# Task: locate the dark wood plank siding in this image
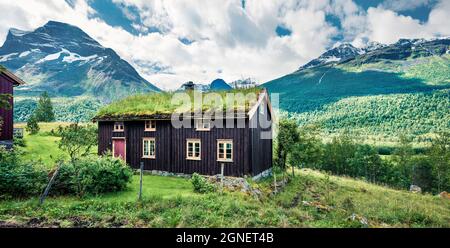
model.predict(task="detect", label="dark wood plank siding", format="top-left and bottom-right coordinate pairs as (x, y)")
top-left (249, 103), bottom-right (273, 175)
top-left (98, 119), bottom-right (252, 177)
top-left (0, 74), bottom-right (14, 141)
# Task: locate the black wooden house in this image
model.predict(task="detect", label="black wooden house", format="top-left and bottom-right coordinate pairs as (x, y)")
top-left (93, 88), bottom-right (273, 177)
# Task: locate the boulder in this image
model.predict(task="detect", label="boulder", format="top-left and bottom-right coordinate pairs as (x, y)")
top-left (439, 191), bottom-right (450, 200)
top-left (409, 185), bottom-right (422, 193)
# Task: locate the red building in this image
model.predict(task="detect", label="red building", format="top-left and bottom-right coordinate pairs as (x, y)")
top-left (0, 65), bottom-right (25, 147)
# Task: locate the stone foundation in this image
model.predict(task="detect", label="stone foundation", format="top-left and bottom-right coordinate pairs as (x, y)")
top-left (252, 168), bottom-right (273, 181)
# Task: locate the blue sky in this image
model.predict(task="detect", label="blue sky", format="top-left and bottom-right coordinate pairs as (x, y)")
top-left (0, 0), bottom-right (448, 89)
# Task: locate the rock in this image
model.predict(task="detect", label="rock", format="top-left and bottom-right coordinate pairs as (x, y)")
top-left (409, 185), bottom-right (422, 193)
top-left (302, 201), bottom-right (332, 212)
top-left (348, 213), bottom-right (369, 227)
top-left (439, 191), bottom-right (450, 200)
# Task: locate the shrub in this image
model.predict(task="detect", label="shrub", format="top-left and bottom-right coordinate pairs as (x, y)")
top-left (0, 148), bottom-right (47, 197)
top-left (52, 155), bottom-right (133, 196)
top-left (56, 123), bottom-right (97, 163)
top-left (191, 173), bottom-right (215, 193)
top-left (26, 114), bottom-right (40, 135)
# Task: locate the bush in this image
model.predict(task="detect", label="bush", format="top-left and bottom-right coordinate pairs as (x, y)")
top-left (52, 155), bottom-right (133, 196)
top-left (0, 148), bottom-right (47, 197)
top-left (191, 173), bottom-right (215, 193)
top-left (26, 114), bottom-right (40, 135)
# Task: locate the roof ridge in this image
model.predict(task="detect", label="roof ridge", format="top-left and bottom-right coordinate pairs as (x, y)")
top-left (0, 66), bottom-right (26, 85)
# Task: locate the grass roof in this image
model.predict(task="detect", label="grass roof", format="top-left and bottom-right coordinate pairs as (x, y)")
top-left (94, 87), bottom-right (263, 120)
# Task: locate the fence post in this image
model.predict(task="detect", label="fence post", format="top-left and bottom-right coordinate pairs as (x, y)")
top-left (273, 167), bottom-right (277, 193)
top-left (39, 163), bottom-right (61, 206)
top-left (220, 163), bottom-right (225, 193)
top-left (139, 162), bottom-right (144, 201)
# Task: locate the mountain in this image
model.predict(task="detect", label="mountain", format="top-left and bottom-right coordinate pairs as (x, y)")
top-left (264, 38), bottom-right (450, 137)
top-left (300, 43), bottom-right (364, 70)
top-left (209, 78), bottom-right (232, 90)
top-left (0, 21), bottom-right (160, 101)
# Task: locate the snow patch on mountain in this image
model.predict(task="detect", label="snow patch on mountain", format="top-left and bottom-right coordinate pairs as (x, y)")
top-left (36, 51), bottom-right (63, 63)
top-left (300, 43), bottom-right (364, 70)
top-left (9, 28), bottom-right (30, 37)
top-left (0, 53), bottom-right (18, 62)
top-left (61, 49), bottom-right (98, 63)
top-left (19, 51), bottom-right (31, 57)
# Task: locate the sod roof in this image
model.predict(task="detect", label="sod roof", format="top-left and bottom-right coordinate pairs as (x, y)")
top-left (93, 87), bottom-right (264, 121)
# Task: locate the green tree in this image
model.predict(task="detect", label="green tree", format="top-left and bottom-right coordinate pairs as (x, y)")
top-left (34, 91), bottom-right (55, 122)
top-left (322, 131), bottom-right (357, 175)
top-left (428, 132), bottom-right (450, 193)
top-left (57, 123), bottom-right (97, 163)
top-left (276, 118), bottom-right (300, 178)
top-left (411, 156), bottom-right (434, 193)
top-left (57, 123), bottom-right (98, 197)
top-left (289, 125), bottom-right (323, 171)
top-left (348, 145), bottom-right (383, 182)
top-left (25, 114), bottom-right (40, 135)
top-left (393, 134), bottom-right (414, 188)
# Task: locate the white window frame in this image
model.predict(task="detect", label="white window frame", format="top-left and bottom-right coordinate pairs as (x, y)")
top-left (217, 139), bottom-right (233, 163)
top-left (113, 122), bottom-right (124, 132)
top-left (143, 137), bottom-right (156, 159)
top-left (145, 120), bottom-right (156, 132)
top-left (186, 139), bottom-right (201, 160)
top-left (195, 120), bottom-right (211, 131)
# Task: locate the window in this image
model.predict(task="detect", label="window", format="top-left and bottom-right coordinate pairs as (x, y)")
top-left (217, 139), bottom-right (233, 162)
top-left (143, 138), bottom-right (156, 159)
top-left (145, 120), bottom-right (156, 131)
top-left (114, 122), bottom-right (124, 132)
top-left (195, 120), bottom-right (211, 131)
top-left (186, 139), bottom-right (201, 160)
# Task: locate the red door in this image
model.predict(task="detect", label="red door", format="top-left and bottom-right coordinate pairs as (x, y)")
top-left (113, 139), bottom-right (126, 161)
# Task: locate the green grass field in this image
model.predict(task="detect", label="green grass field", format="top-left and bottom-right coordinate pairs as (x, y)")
top-left (14, 122), bottom-right (95, 166)
top-left (2, 123), bottom-right (449, 227)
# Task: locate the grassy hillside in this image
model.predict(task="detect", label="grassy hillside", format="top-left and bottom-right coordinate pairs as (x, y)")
top-left (1, 169), bottom-right (448, 227)
top-left (264, 55), bottom-right (450, 137)
top-left (287, 89), bottom-right (449, 137)
top-left (14, 96), bottom-right (103, 123)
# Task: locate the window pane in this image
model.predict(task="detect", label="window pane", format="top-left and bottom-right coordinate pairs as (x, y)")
top-left (150, 141), bottom-right (155, 156)
top-left (188, 142), bottom-right (193, 157)
top-left (144, 140), bottom-right (149, 156)
top-left (226, 153), bottom-right (232, 159)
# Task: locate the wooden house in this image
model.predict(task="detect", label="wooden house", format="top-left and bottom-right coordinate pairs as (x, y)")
top-left (93, 88), bottom-right (273, 178)
top-left (0, 65), bottom-right (25, 148)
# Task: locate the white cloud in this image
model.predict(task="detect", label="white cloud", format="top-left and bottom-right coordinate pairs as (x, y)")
top-left (0, 0), bottom-right (448, 91)
top-left (360, 0), bottom-right (450, 44)
top-left (379, 0), bottom-right (435, 12)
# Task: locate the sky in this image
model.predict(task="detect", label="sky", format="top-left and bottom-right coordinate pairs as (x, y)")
top-left (0, 0), bottom-right (449, 90)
